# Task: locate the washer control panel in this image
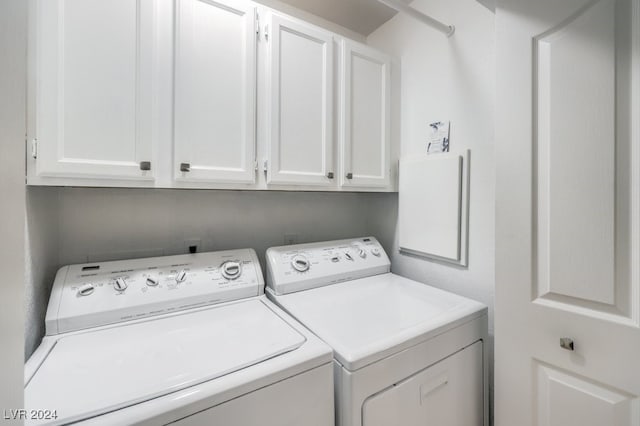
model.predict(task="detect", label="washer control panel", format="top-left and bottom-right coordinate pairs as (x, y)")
top-left (266, 237), bottom-right (390, 295)
top-left (46, 249), bottom-right (263, 335)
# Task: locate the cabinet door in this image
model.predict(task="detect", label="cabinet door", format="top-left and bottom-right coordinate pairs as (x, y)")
top-left (340, 41), bottom-right (390, 188)
top-left (174, 0), bottom-right (257, 184)
top-left (33, 0), bottom-right (156, 181)
top-left (267, 14), bottom-right (334, 186)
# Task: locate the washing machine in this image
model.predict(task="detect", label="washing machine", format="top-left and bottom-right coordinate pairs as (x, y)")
top-left (266, 237), bottom-right (489, 426)
top-left (25, 248), bottom-right (334, 426)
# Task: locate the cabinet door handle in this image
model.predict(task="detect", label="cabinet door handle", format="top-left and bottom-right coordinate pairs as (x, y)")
top-left (139, 161), bottom-right (151, 171)
top-left (560, 337), bottom-right (574, 351)
top-left (346, 172), bottom-right (353, 179)
top-left (326, 172), bottom-right (334, 179)
top-left (180, 163), bottom-right (191, 172)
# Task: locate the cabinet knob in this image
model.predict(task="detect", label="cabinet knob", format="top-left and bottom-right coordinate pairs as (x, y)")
top-left (139, 161), bottom-right (151, 171)
top-left (180, 163), bottom-right (191, 172)
top-left (346, 172), bottom-right (353, 179)
top-left (326, 172), bottom-right (334, 179)
top-left (560, 337), bottom-right (574, 351)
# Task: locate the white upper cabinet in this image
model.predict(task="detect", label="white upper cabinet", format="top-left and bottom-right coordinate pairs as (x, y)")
top-left (28, 2), bottom-right (397, 191)
top-left (32, 0), bottom-right (157, 181)
top-left (174, 0), bottom-right (257, 184)
top-left (266, 14), bottom-right (335, 186)
top-left (340, 40), bottom-right (391, 188)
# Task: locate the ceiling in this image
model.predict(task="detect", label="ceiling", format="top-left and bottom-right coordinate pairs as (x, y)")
top-left (275, 0), bottom-right (401, 36)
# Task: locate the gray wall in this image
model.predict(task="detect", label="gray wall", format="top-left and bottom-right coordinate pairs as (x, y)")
top-left (24, 188), bottom-right (391, 357)
top-left (367, 0), bottom-right (496, 420)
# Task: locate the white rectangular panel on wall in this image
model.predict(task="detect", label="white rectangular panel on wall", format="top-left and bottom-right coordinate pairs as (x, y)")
top-left (399, 151), bottom-right (469, 265)
top-left (33, 0), bottom-right (156, 180)
top-left (174, 0), bottom-right (256, 184)
top-left (340, 40), bottom-right (390, 188)
top-left (266, 14), bottom-right (334, 186)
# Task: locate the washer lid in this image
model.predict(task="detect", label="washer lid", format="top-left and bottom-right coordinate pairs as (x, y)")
top-left (273, 273), bottom-right (487, 371)
top-left (26, 299), bottom-right (305, 425)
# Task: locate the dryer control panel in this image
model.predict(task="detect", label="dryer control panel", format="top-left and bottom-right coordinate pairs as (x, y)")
top-left (45, 249), bottom-right (264, 335)
top-left (266, 237), bottom-right (390, 295)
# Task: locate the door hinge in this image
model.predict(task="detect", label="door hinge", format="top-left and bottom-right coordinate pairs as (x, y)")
top-left (264, 24), bottom-right (269, 41)
top-left (262, 159), bottom-right (268, 172)
top-left (255, 13), bottom-right (260, 39)
top-left (254, 160), bottom-right (258, 172)
top-left (31, 138), bottom-right (38, 159)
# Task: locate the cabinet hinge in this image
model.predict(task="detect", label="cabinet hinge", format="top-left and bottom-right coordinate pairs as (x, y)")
top-left (31, 138), bottom-right (38, 159)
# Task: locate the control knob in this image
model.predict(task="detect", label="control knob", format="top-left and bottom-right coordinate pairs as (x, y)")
top-left (371, 248), bottom-right (381, 257)
top-left (146, 276), bottom-right (159, 287)
top-left (176, 270), bottom-right (187, 283)
top-left (291, 255), bottom-right (310, 272)
top-left (221, 261), bottom-right (242, 280)
top-left (358, 248), bottom-right (367, 259)
top-left (77, 283), bottom-right (95, 297)
top-left (114, 277), bottom-right (128, 292)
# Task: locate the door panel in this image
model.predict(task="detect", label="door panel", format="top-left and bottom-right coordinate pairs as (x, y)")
top-left (35, 0), bottom-right (155, 180)
top-left (267, 14), bottom-right (334, 186)
top-left (536, 363), bottom-right (638, 426)
top-left (174, 0), bottom-right (256, 184)
top-left (340, 41), bottom-right (390, 188)
top-left (495, 0), bottom-right (640, 424)
top-left (362, 342), bottom-right (483, 426)
top-left (535, 0), bottom-right (619, 310)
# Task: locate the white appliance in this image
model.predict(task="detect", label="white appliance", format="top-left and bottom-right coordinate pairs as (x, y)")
top-left (25, 249), bottom-right (334, 426)
top-left (266, 237), bottom-right (488, 426)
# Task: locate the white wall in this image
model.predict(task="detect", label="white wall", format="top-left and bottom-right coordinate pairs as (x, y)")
top-left (367, 0), bottom-right (496, 420)
top-left (0, 0), bottom-right (27, 415)
top-left (24, 188), bottom-right (387, 357)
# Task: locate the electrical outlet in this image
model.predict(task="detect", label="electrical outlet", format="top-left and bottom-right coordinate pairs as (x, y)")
top-left (184, 238), bottom-right (202, 254)
top-left (284, 233), bottom-right (299, 245)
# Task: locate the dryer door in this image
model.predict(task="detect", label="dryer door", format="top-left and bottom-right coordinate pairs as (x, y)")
top-left (362, 341), bottom-right (483, 426)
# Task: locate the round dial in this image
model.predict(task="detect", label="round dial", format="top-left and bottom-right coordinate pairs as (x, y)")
top-left (146, 276), bottom-right (159, 287)
top-left (358, 248), bottom-right (367, 259)
top-left (221, 261), bottom-right (242, 280)
top-left (291, 255), bottom-right (310, 272)
top-left (77, 283), bottom-right (95, 297)
top-left (114, 277), bottom-right (128, 292)
top-left (176, 270), bottom-right (187, 283)
top-left (371, 248), bottom-right (381, 257)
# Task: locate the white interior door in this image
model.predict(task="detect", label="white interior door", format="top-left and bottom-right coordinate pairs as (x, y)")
top-left (340, 40), bottom-right (390, 188)
top-left (33, 0), bottom-right (156, 180)
top-left (174, 0), bottom-right (256, 184)
top-left (495, 0), bottom-right (640, 425)
top-left (266, 14), bottom-right (334, 186)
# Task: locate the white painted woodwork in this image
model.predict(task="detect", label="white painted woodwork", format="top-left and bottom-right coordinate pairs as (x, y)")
top-left (174, 0), bottom-right (256, 184)
top-left (536, 363), bottom-right (638, 426)
top-left (399, 151), bottom-right (469, 265)
top-left (362, 342), bottom-right (483, 426)
top-left (28, 2), bottom-right (398, 191)
top-left (536, 0), bottom-right (616, 307)
top-left (495, 0), bottom-right (640, 424)
top-left (33, 0), bottom-right (156, 180)
top-left (266, 13), bottom-right (335, 186)
top-left (340, 40), bottom-right (391, 188)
